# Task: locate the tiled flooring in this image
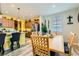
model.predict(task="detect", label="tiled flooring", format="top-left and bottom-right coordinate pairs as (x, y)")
top-left (5, 44), bottom-right (33, 56)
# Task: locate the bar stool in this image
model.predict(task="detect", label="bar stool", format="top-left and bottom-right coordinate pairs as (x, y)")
top-left (0, 33), bottom-right (6, 55)
top-left (10, 32), bottom-right (20, 51)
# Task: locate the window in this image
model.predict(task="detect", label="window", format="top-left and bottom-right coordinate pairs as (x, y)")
top-left (51, 16), bottom-right (62, 33)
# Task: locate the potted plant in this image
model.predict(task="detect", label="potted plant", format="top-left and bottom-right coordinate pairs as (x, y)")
top-left (41, 23), bottom-right (47, 35)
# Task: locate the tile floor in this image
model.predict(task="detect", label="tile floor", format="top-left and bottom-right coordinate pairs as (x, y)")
top-left (5, 44), bottom-right (33, 56)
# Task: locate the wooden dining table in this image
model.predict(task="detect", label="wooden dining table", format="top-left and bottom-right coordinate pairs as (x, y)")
top-left (49, 35), bottom-right (67, 55)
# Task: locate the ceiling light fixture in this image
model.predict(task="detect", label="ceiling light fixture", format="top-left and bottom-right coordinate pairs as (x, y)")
top-left (11, 4), bottom-right (15, 8)
top-left (52, 4), bottom-right (56, 8)
top-left (0, 3), bottom-right (3, 18)
top-left (17, 7), bottom-right (20, 21)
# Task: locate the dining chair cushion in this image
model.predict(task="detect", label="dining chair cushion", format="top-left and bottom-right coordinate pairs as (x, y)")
top-left (11, 32), bottom-right (20, 41)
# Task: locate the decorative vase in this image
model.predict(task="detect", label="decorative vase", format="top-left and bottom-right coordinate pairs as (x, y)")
top-left (42, 32), bottom-right (47, 35)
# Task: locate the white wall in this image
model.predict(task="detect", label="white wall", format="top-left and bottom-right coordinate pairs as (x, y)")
top-left (41, 7), bottom-right (79, 42)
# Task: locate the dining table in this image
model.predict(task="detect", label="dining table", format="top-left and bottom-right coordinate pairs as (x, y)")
top-left (49, 35), bottom-right (67, 55)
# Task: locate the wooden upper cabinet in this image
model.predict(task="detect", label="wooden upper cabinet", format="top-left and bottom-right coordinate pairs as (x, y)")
top-left (0, 17), bottom-right (14, 28)
top-left (25, 21), bottom-right (32, 28)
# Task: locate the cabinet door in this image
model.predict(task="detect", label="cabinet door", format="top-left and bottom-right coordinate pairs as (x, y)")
top-left (14, 20), bottom-right (18, 30)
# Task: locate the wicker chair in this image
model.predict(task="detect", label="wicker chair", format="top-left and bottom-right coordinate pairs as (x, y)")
top-left (67, 32), bottom-right (75, 55)
top-left (31, 35), bottom-right (50, 56)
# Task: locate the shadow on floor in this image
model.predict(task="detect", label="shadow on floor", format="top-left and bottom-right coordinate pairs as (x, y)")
top-left (0, 44), bottom-right (29, 56)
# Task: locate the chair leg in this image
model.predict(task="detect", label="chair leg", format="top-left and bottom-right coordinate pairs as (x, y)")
top-left (17, 41), bottom-right (20, 48)
top-left (1, 44), bottom-right (4, 55)
top-left (50, 51), bottom-right (56, 56)
top-left (10, 42), bottom-right (14, 51)
top-left (0, 45), bottom-right (1, 52)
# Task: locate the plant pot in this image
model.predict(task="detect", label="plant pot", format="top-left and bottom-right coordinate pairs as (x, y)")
top-left (42, 32), bottom-right (47, 35)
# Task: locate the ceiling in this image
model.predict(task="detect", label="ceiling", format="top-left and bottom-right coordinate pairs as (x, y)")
top-left (1, 3), bottom-right (79, 19)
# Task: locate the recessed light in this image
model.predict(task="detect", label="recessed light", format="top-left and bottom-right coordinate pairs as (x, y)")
top-left (52, 4), bottom-right (56, 8)
top-left (11, 4), bottom-right (15, 8)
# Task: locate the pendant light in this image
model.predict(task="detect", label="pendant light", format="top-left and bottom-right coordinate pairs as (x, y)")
top-left (0, 3), bottom-right (3, 18)
top-left (17, 7), bottom-right (20, 21)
